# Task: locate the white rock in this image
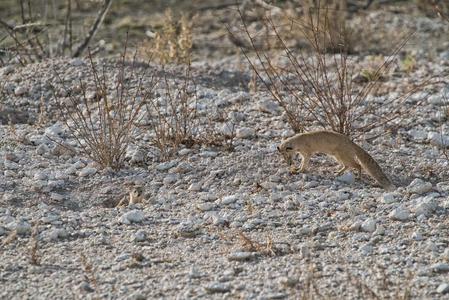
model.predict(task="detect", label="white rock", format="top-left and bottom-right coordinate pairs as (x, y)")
top-left (336, 172), bottom-right (355, 185)
top-left (408, 129), bottom-right (427, 142)
top-left (50, 192), bottom-right (64, 202)
top-left (78, 167), bottom-right (97, 177)
top-left (134, 230), bottom-right (146, 242)
top-left (14, 86), bottom-right (27, 96)
top-left (163, 174), bottom-right (178, 185)
top-left (437, 283), bottom-right (449, 294)
top-left (15, 220), bottom-right (32, 235)
top-left (389, 207), bottom-right (410, 221)
top-left (414, 195), bottom-right (437, 216)
top-left (361, 218), bottom-right (376, 233)
top-left (35, 144), bottom-right (49, 155)
top-left (428, 132), bottom-right (449, 148)
top-left (221, 194), bottom-right (238, 205)
top-left (189, 266), bottom-right (202, 279)
top-left (120, 210), bottom-right (145, 224)
top-left (196, 202), bottom-right (215, 212)
top-left (45, 123), bottom-right (64, 137)
top-left (178, 148), bottom-right (192, 156)
top-left (407, 178), bottom-right (432, 194)
top-left (34, 171), bottom-right (48, 181)
top-left (412, 231), bottom-right (423, 241)
top-left (156, 160), bottom-right (178, 171)
top-left (257, 100), bottom-right (281, 114)
top-left (236, 127), bottom-right (255, 139)
top-left (188, 183), bottom-right (202, 192)
top-left (431, 263), bottom-right (449, 273)
top-left (219, 123), bottom-right (236, 136)
top-left (360, 244), bottom-right (373, 256)
top-left (47, 228), bottom-right (68, 240)
top-left (205, 282), bottom-right (231, 294)
top-left (380, 192), bottom-right (399, 204)
top-left (70, 58), bottom-right (84, 66)
top-left (228, 251), bottom-right (257, 261)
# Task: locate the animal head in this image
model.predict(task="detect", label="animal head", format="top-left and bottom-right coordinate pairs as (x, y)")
top-left (129, 186), bottom-right (144, 204)
top-left (277, 141), bottom-right (294, 165)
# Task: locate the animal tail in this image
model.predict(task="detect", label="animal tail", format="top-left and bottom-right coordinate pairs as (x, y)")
top-left (354, 144), bottom-right (395, 191)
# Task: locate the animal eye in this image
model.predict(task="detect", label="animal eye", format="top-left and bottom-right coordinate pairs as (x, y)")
top-left (277, 146), bottom-right (280, 151)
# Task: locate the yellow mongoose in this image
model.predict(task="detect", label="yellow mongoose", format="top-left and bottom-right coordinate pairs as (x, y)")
top-left (116, 186), bottom-right (144, 207)
top-left (277, 130), bottom-right (395, 190)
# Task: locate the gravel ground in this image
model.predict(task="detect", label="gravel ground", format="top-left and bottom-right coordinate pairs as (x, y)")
top-left (1, 8), bottom-right (449, 300)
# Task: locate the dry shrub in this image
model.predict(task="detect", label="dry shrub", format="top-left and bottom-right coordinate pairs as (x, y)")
top-left (54, 45), bottom-right (153, 170)
top-left (0, 0), bottom-right (112, 65)
top-left (234, 3), bottom-right (427, 136)
top-left (143, 65), bottom-right (236, 161)
top-left (146, 9), bottom-right (194, 64)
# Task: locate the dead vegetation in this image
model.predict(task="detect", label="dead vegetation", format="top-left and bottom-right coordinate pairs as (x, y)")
top-left (230, 0), bottom-right (433, 137)
top-left (0, 0), bottom-right (112, 65)
top-left (53, 43), bottom-right (152, 170)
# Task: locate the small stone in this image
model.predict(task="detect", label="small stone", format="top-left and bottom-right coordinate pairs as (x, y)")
top-left (279, 276), bottom-right (299, 288)
top-left (236, 127), bottom-right (255, 139)
top-left (336, 172), bottom-right (355, 185)
top-left (189, 266), bottom-right (202, 279)
top-left (48, 228), bottom-right (68, 240)
top-left (428, 132), bottom-right (449, 148)
top-left (361, 218), bottom-right (376, 233)
top-left (196, 202), bottom-right (215, 212)
top-left (177, 222), bottom-right (200, 238)
top-left (412, 231), bottom-right (423, 241)
top-left (34, 171), bottom-right (48, 181)
top-left (79, 281), bottom-right (94, 293)
top-left (78, 167), bottom-right (97, 177)
top-left (50, 192), bottom-right (64, 202)
top-left (257, 100), bottom-right (281, 115)
top-left (36, 144), bottom-right (49, 155)
top-left (414, 195), bottom-right (437, 217)
top-left (14, 86), bottom-right (27, 96)
top-left (44, 123), bottom-right (64, 137)
top-left (228, 251), bottom-right (257, 261)
top-left (221, 194), bottom-right (238, 205)
top-left (70, 58), bottom-right (84, 66)
top-left (156, 160), bottom-right (178, 171)
top-left (431, 263), bottom-right (449, 273)
top-left (134, 230), bottom-right (146, 242)
top-left (120, 210), bottom-right (145, 224)
top-left (163, 174), bottom-right (178, 185)
top-left (389, 207), bottom-right (410, 221)
top-left (188, 183), bottom-right (202, 192)
top-left (437, 283), bottom-right (449, 294)
top-left (15, 220), bottom-right (31, 235)
top-left (407, 178), bottom-right (432, 194)
top-left (205, 282), bottom-right (231, 294)
top-left (380, 192), bottom-right (399, 204)
top-left (360, 244), bottom-right (373, 255)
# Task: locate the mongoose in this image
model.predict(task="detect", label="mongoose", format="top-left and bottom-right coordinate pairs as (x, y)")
top-left (116, 186), bottom-right (144, 207)
top-left (277, 130), bottom-right (395, 190)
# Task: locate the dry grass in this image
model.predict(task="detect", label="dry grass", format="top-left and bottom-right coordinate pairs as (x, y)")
top-left (54, 43), bottom-right (153, 170)
top-left (238, 231), bottom-right (282, 256)
top-left (142, 64), bottom-right (236, 161)
top-left (80, 252), bottom-right (98, 291)
top-left (145, 8), bottom-right (194, 64)
top-left (0, 0), bottom-right (112, 65)
top-left (29, 222), bottom-right (40, 265)
top-left (232, 2), bottom-right (431, 137)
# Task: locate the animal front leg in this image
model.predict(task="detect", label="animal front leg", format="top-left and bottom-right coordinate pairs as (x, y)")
top-left (299, 154), bottom-right (310, 172)
top-left (336, 165), bottom-right (347, 176)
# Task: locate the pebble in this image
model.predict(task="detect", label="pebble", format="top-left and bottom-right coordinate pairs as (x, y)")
top-left (120, 210), bottom-right (145, 224)
top-left (236, 127), bottom-right (255, 139)
top-left (389, 207), bottom-right (410, 221)
top-left (134, 230), bottom-right (147, 242)
top-left (220, 194), bottom-right (239, 205)
top-left (78, 167), bottom-right (97, 177)
top-left (428, 132), bottom-right (449, 148)
top-left (431, 263), bottom-right (449, 273)
top-left (361, 218), bottom-right (376, 233)
top-left (156, 160), bottom-right (178, 171)
top-left (437, 283), bottom-right (449, 294)
top-left (380, 192), bottom-right (399, 204)
top-left (14, 86), bottom-right (27, 96)
top-left (228, 251), bottom-right (257, 261)
top-left (407, 178), bottom-right (432, 194)
top-left (336, 172), bottom-right (355, 185)
top-left (205, 282), bottom-right (231, 294)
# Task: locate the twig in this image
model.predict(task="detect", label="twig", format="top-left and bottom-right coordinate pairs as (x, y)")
top-left (72, 0), bottom-right (112, 57)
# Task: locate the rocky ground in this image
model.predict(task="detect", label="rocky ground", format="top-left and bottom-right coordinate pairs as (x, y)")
top-left (1, 4), bottom-right (449, 300)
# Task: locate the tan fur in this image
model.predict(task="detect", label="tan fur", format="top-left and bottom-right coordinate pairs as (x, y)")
top-left (277, 130), bottom-right (395, 190)
top-left (116, 186), bottom-right (144, 207)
